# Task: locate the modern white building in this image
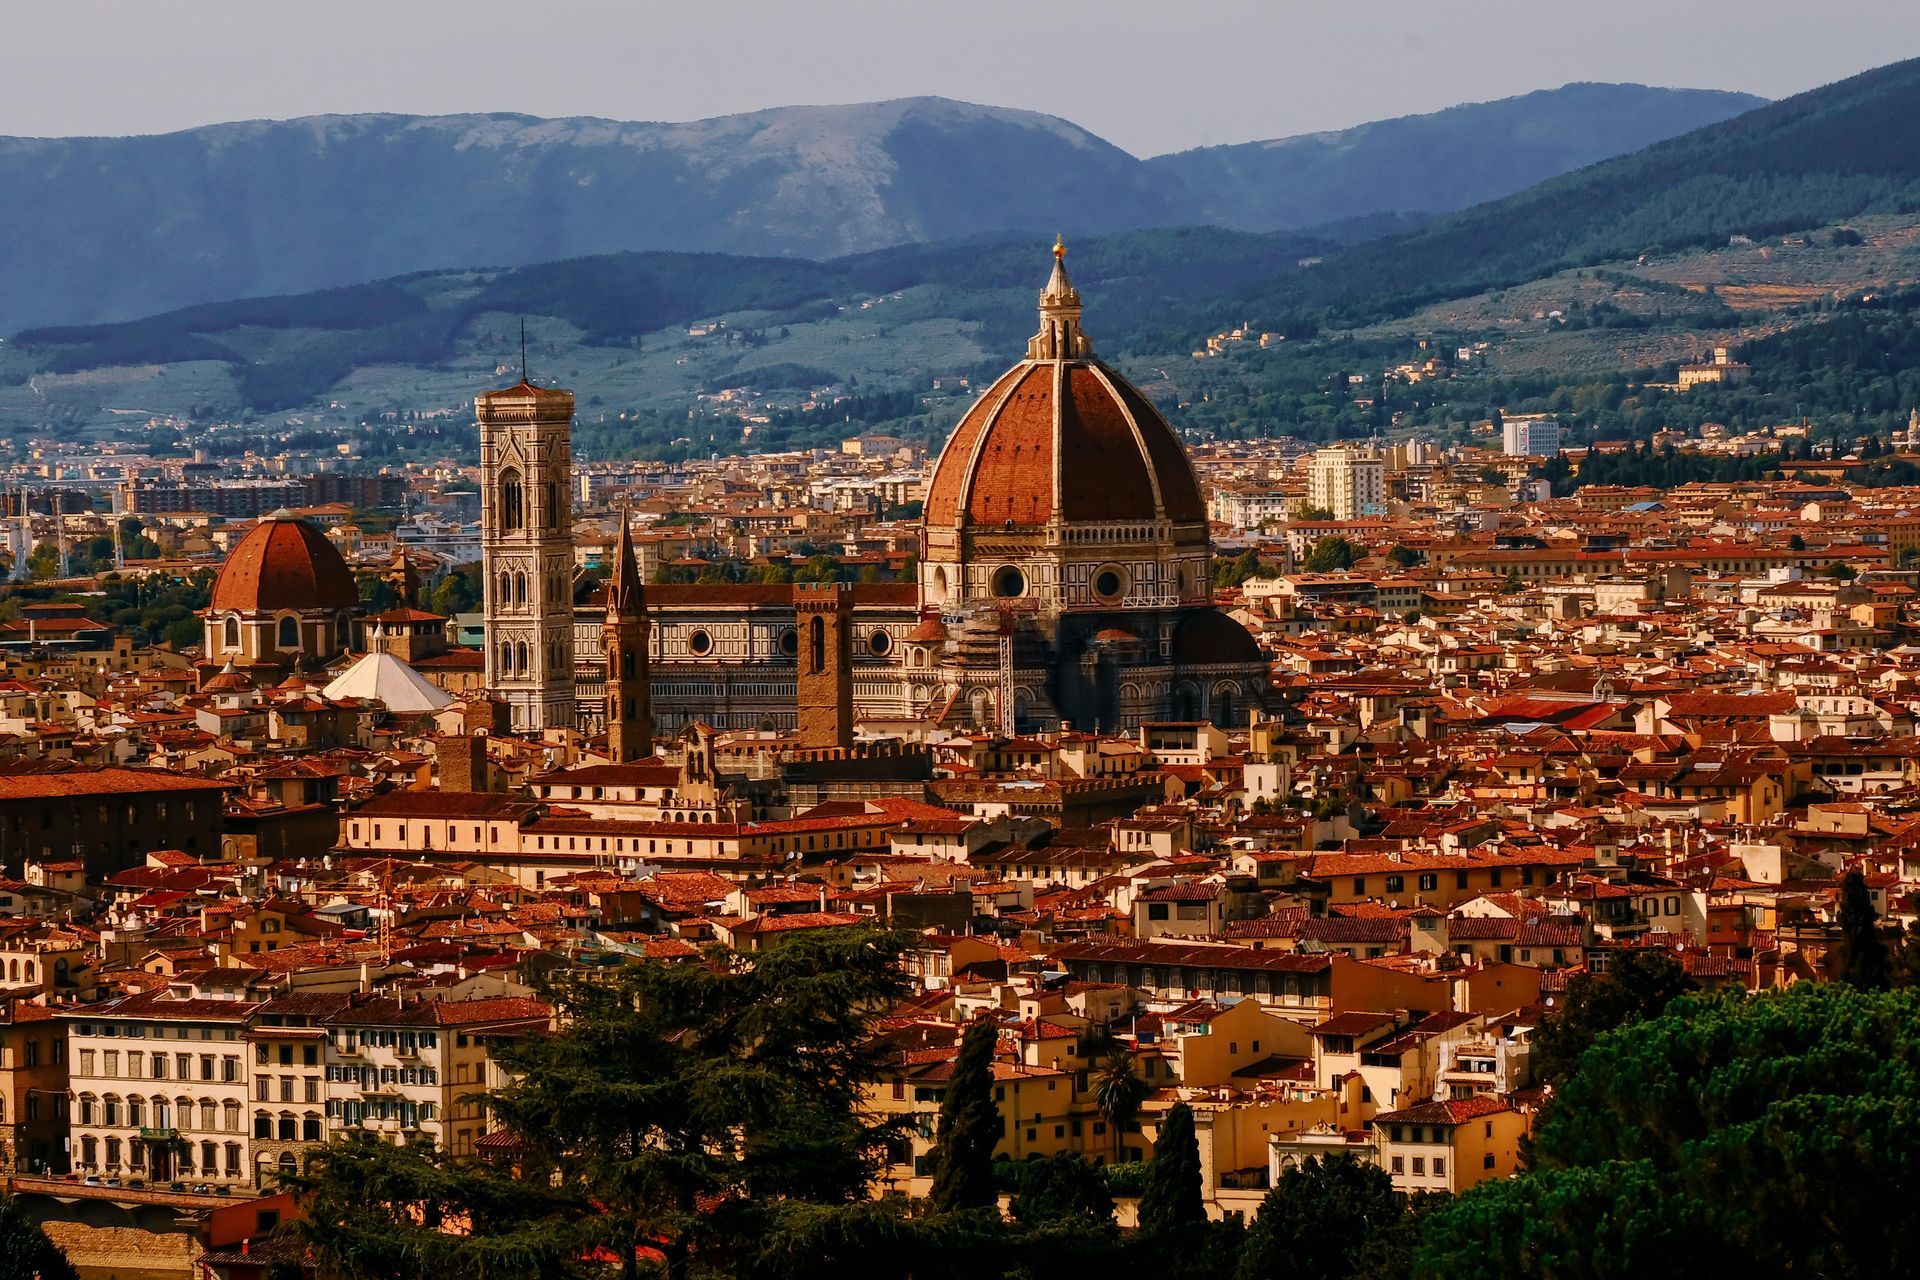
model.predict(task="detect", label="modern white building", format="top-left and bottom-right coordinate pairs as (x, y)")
top-left (1501, 417), bottom-right (1563, 458)
top-left (1306, 446), bottom-right (1385, 520)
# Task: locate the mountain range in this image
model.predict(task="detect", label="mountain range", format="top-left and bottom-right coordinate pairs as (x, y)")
top-left (0, 83), bottom-right (1762, 331)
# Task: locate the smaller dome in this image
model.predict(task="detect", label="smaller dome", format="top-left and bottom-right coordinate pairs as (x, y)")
top-left (906, 617), bottom-right (950, 644)
top-left (210, 512), bottom-right (358, 614)
top-left (1171, 609), bottom-right (1264, 666)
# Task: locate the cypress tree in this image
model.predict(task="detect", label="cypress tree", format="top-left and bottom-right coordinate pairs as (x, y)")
top-left (1137, 1101), bottom-right (1205, 1237)
top-left (1832, 869), bottom-right (1891, 990)
top-left (929, 1018), bottom-right (1002, 1213)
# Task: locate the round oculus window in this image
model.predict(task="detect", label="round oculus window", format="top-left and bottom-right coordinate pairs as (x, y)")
top-left (992, 566), bottom-right (1027, 598)
top-left (779, 628), bottom-right (799, 657)
top-left (1093, 567), bottom-right (1126, 600)
top-left (869, 629), bottom-right (893, 657)
top-left (688, 629), bottom-right (714, 656)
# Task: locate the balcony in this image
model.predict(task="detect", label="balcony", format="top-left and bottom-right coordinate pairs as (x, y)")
top-left (138, 1127), bottom-right (178, 1143)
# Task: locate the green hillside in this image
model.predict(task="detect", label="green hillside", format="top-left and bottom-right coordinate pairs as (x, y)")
top-left (1261, 57), bottom-right (1920, 326)
top-left (10, 58), bottom-right (1920, 457)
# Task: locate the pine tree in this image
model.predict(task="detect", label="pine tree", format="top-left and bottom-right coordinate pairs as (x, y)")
top-left (288, 926), bottom-right (914, 1280)
top-left (1831, 868), bottom-right (1891, 990)
top-left (929, 1017), bottom-right (1002, 1213)
top-left (1137, 1102), bottom-right (1205, 1237)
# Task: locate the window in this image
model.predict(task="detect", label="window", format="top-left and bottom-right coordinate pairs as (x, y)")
top-left (1390, 1155), bottom-right (1403, 1174)
top-left (1433, 1157), bottom-right (1446, 1178)
top-left (222, 617), bottom-right (240, 649)
top-left (1385, 876), bottom-right (1404, 894)
top-left (1483, 1152), bottom-right (1496, 1169)
top-left (277, 616), bottom-right (299, 648)
top-left (1412, 1157), bottom-right (1425, 1175)
top-left (499, 469), bottom-right (524, 532)
top-left (1418, 873), bottom-right (1438, 892)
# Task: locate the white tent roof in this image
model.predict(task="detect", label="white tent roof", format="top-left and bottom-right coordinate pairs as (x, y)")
top-left (322, 651), bottom-right (455, 714)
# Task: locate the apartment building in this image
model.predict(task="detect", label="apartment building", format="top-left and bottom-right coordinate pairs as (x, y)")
top-left (246, 992), bottom-right (348, 1187)
top-left (63, 977), bottom-right (265, 1186)
top-left (1306, 447), bottom-right (1385, 521)
top-left (321, 994), bottom-right (551, 1157)
top-left (0, 998), bottom-right (68, 1174)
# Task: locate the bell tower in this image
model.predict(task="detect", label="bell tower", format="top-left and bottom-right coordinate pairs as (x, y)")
top-left (602, 504), bottom-right (654, 761)
top-left (477, 373), bottom-right (576, 734)
top-left (794, 582), bottom-right (854, 749)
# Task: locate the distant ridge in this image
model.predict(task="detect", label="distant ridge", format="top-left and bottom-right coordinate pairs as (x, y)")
top-left (0, 84), bottom-right (1765, 330)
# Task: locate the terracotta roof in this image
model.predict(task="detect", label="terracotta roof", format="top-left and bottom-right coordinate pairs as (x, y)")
top-left (1371, 1095), bottom-right (1513, 1126)
top-left (924, 301), bottom-right (1205, 529)
top-left (208, 512), bottom-right (357, 613)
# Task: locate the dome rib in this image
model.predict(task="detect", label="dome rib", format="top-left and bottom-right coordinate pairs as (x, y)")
top-left (209, 513), bottom-right (358, 614)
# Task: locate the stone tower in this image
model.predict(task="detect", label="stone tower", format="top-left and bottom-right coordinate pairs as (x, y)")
top-left (602, 505), bottom-right (654, 762)
top-left (794, 582), bottom-right (854, 748)
top-left (477, 376), bottom-right (576, 733)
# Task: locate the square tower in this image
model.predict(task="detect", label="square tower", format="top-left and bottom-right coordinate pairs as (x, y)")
top-left (794, 582), bottom-right (854, 749)
top-left (477, 378), bottom-right (577, 734)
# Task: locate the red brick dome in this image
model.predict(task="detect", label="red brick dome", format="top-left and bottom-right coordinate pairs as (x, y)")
top-left (924, 248), bottom-right (1205, 531)
top-left (209, 511), bottom-right (358, 613)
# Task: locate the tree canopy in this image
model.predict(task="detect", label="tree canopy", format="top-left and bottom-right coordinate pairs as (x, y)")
top-left (1418, 983), bottom-right (1920, 1280)
top-left (289, 927), bottom-right (912, 1280)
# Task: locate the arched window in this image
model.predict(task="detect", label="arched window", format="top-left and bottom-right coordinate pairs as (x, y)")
top-left (497, 571), bottom-right (510, 605)
top-left (500, 469), bottom-right (524, 533)
top-left (222, 617), bottom-right (240, 649)
top-left (277, 616), bottom-right (299, 649)
top-left (515, 642), bottom-right (530, 674)
top-left (809, 615), bottom-right (826, 674)
top-left (127, 1097), bottom-right (144, 1127)
top-left (514, 572), bottom-right (527, 606)
top-left (497, 642), bottom-right (511, 675)
top-left (546, 482), bottom-right (561, 529)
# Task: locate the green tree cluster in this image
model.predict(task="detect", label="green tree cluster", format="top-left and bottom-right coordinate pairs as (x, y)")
top-left (1419, 983), bottom-right (1920, 1280)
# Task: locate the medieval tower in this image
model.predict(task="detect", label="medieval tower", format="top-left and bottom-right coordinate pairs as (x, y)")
top-left (477, 375), bottom-right (577, 733)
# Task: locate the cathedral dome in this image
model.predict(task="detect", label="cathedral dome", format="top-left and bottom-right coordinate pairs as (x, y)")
top-left (209, 510), bottom-right (358, 613)
top-left (924, 245), bottom-right (1205, 532)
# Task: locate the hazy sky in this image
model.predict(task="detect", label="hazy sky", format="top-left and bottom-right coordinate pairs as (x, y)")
top-left (14, 0), bottom-right (1920, 155)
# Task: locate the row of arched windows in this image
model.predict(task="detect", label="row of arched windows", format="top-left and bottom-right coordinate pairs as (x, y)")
top-left (78, 1093), bottom-right (245, 1132)
top-left (218, 615), bottom-right (349, 651)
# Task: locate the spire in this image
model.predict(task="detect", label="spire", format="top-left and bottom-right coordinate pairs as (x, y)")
top-left (602, 499), bottom-right (653, 763)
top-left (606, 500), bottom-right (644, 618)
top-left (1028, 237), bottom-right (1091, 361)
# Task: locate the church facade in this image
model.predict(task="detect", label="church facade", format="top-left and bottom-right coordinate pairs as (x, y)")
top-left (480, 246), bottom-right (1270, 739)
